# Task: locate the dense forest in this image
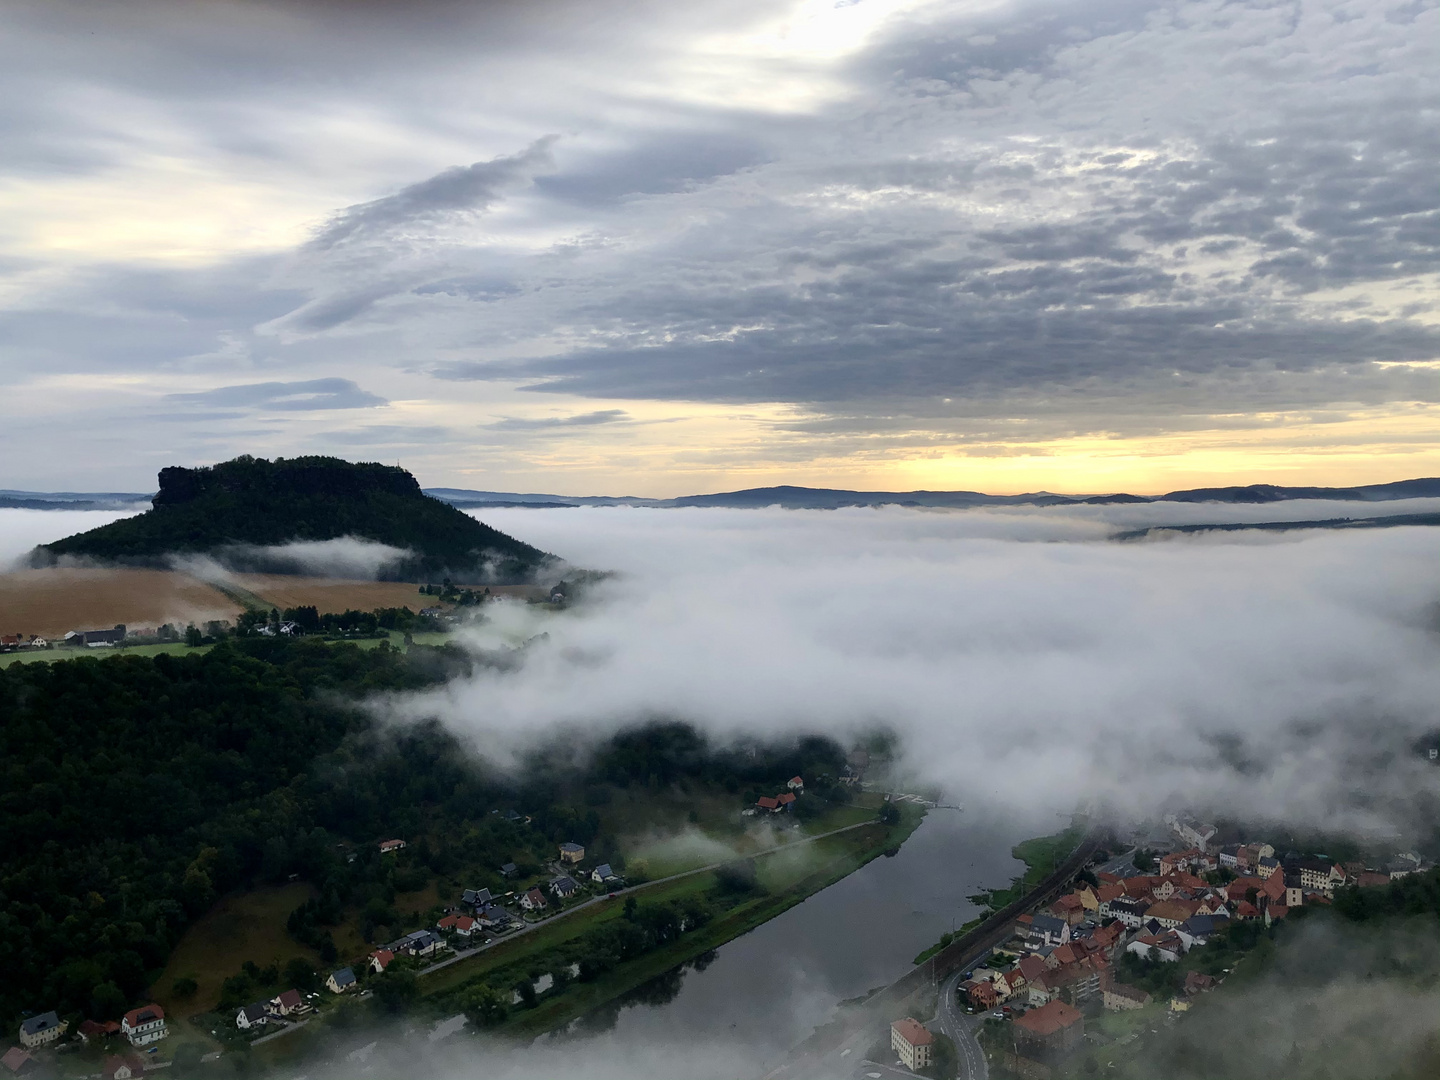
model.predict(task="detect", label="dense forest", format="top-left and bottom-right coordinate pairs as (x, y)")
top-left (32, 455), bottom-right (550, 582)
top-left (0, 640), bottom-right (842, 1028)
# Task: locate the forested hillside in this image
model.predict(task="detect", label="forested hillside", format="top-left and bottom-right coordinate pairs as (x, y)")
top-left (34, 455), bottom-right (551, 582)
top-left (0, 640), bottom-right (841, 1028)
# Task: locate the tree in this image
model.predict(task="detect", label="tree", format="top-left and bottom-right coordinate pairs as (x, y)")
top-left (462, 985), bottom-right (508, 1028)
top-left (185, 624), bottom-right (204, 647)
top-left (171, 976), bottom-right (198, 999)
top-left (879, 802), bottom-right (902, 826)
top-left (372, 969), bottom-right (418, 1013)
top-left (91, 981), bottom-right (126, 1020)
top-left (284, 957), bottom-right (318, 991)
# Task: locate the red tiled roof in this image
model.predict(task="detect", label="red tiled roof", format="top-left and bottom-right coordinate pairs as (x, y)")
top-left (1013, 999), bottom-right (1082, 1036)
top-left (777, 792), bottom-right (796, 805)
top-left (891, 1018), bottom-right (934, 1047)
top-left (122, 1004), bottom-right (164, 1027)
top-left (2, 1048), bottom-right (34, 1073)
top-left (757, 796), bottom-right (779, 809)
top-left (1017, 955), bottom-right (1048, 982)
top-left (438, 914), bottom-right (459, 929)
top-left (370, 949), bottom-right (395, 969)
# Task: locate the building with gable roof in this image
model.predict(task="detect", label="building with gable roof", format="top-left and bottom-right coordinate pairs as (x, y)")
top-left (890, 1018), bottom-right (934, 1070)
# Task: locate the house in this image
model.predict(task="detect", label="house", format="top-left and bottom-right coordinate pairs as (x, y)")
top-left (890, 1018), bottom-right (934, 1071)
top-left (400, 930), bottom-right (440, 955)
top-left (1217, 845), bottom-right (1242, 871)
top-left (559, 842), bottom-right (585, 864)
top-left (236, 1002), bottom-right (270, 1030)
top-left (18, 1011), bottom-right (66, 1049)
top-left (1128, 932), bottom-right (1183, 962)
top-left (1177, 914), bottom-right (1217, 949)
top-left (438, 914), bottom-right (477, 937)
top-left (1184, 971), bottom-right (1218, 995)
top-left (1292, 858), bottom-right (1346, 895)
top-left (76, 1019), bottom-right (119, 1045)
top-left (270, 989), bottom-right (304, 1016)
top-left (0, 1049), bottom-right (36, 1077)
top-left (100, 1053), bottom-right (147, 1080)
top-left (1103, 984), bottom-right (1151, 1011)
top-left (550, 875), bottom-right (580, 899)
top-left (965, 980), bottom-right (998, 1009)
top-left (1233, 901), bottom-right (1261, 920)
top-left (120, 1004), bottom-right (167, 1046)
top-left (477, 904), bottom-right (513, 929)
top-left (326, 967), bottom-right (357, 994)
top-left (1356, 871), bottom-right (1391, 889)
top-left (1050, 893), bottom-right (1086, 925)
top-left (591, 863), bottom-right (620, 885)
top-left (787, 776), bottom-right (804, 792)
top-left (756, 796), bottom-right (780, 812)
top-left (1026, 913), bottom-right (1071, 948)
top-left (369, 949), bottom-right (395, 973)
top-left (520, 888), bottom-right (548, 912)
top-left (461, 888), bottom-right (493, 909)
top-left (776, 792), bottom-right (797, 811)
top-left (499, 863), bottom-right (518, 877)
top-left (1013, 999), bottom-right (1085, 1058)
top-left (1256, 855), bottom-right (1280, 879)
top-left (1144, 899), bottom-right (1200, 929)
top-left (379, 838), bottom-right (406, 854)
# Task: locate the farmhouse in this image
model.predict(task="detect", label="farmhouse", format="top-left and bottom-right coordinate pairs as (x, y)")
top-left (18, 1012), bottom-right (66, 1049)
top-left (379, 839), bottom-right (407, 854)
top-left (120, 1004), bottom-right (167, 1046)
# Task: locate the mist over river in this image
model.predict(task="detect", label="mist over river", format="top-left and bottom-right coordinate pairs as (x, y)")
top-left (550, 807), bottom-right (1049, 1061)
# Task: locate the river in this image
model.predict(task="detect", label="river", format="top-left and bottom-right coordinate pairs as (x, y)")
top-left (548, 806), bottom-right (1060, 1063)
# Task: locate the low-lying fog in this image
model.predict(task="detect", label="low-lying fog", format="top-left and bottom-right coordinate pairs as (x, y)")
top-left (401, 503), bottom-right (1440, 838)
top-left (5, 502), bottom-right (1440, 1075)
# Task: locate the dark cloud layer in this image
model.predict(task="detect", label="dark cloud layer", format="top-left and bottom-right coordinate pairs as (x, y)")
top-left (0, 0), bottom-right (1436, 475)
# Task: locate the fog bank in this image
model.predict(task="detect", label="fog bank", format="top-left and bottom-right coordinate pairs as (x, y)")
top-left (392, 505), bottom-right (1440, 835)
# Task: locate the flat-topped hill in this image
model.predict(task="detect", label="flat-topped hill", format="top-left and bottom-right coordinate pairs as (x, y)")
top-left (31, 455), bottom-right (552, 583)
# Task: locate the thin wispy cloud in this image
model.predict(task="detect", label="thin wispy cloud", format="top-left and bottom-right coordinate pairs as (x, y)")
top-left (165, 378), bottom-right (388, 412)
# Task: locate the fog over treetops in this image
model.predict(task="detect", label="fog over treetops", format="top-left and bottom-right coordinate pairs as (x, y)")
top-left (377, 503), bottom-right (1440, 837)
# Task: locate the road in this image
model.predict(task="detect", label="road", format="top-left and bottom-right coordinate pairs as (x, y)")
top-left (926, 968), bottom-right (988, 1080)
top-left (417, 818), bottom-right (880, 980)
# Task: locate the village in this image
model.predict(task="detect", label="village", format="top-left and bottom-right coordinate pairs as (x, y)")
top-left (870, 814), bottom-right (1434, 1080)
top-left (0, 772), bottom-right (847, 1080)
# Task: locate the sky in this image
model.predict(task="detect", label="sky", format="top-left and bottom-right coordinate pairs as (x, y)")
top-left (2, 0), bottom-right (1438, 495)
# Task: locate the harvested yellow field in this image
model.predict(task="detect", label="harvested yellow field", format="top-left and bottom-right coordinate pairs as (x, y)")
top-left (0, 567), bottom-right (237, 638)
top-left (235, 575), bottom-right (439, 613)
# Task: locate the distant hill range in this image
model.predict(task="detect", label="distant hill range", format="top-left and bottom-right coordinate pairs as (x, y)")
top-left (27, 456), bottom-right (552, 583)
top-left (421, 477), bottom-right (1440, 510)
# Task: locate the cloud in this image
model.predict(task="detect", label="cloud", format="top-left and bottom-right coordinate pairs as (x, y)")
top-left (383, 505), bottom-right (1440, 837)
top-left (307, 137), bottom-right (560, 252)
top-left (0, 509), bottom-right (140, 571)
top-left (173, 536), bottom-right (412, 580)
top-left (165, 378), bottom-right (388, 411)
top-left (486, 409), bottom-right (631, 430)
